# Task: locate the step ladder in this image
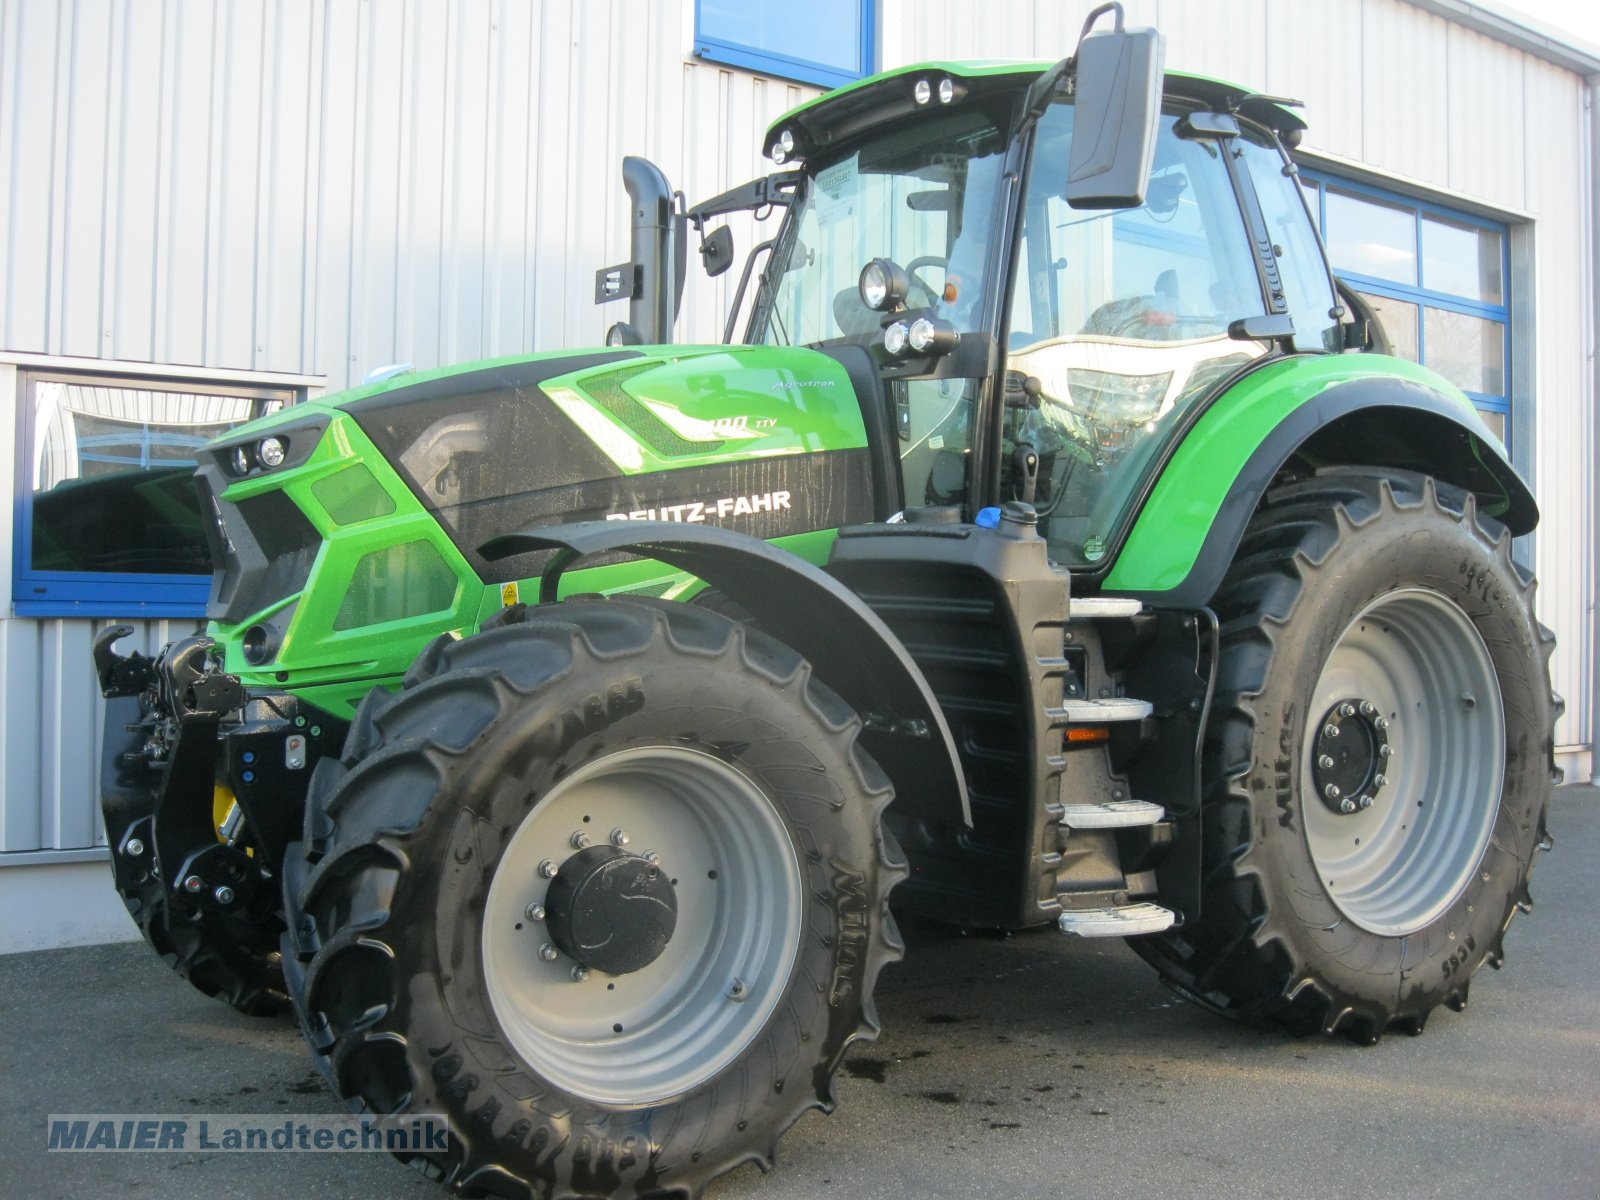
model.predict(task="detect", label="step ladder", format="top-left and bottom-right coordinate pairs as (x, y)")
top-left (1048, 696), bottom-right (1152, 726)
top-left (1057, 901), bottom-right (1176, 937)
top-left (1068, 596), bottom-right (1143, 620)
top-left (1059, 798), bottom-right (1165, 829)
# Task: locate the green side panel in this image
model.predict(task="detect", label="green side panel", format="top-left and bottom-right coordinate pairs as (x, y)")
top-left (288, 529), bottom-right (845, 723)
top-left (211, 412), bottom-right (483, 690)
top-left (1103, 355), bottom-right (1492, 595)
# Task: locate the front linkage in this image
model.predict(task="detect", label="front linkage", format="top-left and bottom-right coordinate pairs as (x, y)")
top-left (94, 626), bottom-right (346, 1015)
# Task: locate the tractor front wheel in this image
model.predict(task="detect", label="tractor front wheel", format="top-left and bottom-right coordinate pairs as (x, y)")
top-left (281, 597), bottom-right (903, 1197)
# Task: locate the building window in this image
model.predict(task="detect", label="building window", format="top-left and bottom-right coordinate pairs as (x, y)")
top-left (694, 0), bottom-right (876, 90)
top-left (1299, 172), bottom-right (1512, 448)
top-left (13, 369), bottom-right (300, 617)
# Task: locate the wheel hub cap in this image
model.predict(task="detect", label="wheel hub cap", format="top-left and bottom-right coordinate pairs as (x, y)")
top-left (544, 845), bottom-right (678, 975)
top-left (1311, 698), bottom-right (1391, 814)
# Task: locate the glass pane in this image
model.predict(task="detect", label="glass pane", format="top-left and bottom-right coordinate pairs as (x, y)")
top-left (1356, 291), bottom-right (1418, 361)
top-left (1423, 307), bottom-right (1505, 395)
top-left (700, 0), bottom-right (862, 73)
top-left (1325, 187), bottom-right (1416, 284)
top-left (29, 380), bottom-right (264, 574)
top-left (1239, 138), bottom-right (1338, 352)
top-left (762, 107), bottom-right (1008, 347)
top-left (1422, 215), bottom-right (1503, 304)
top-left (1300, 180), bottom-right (1320, 231)
top-left (1475, 406), bottom-right (1507, 444)
top-left (1002, 106), bottom-right (1265, 565)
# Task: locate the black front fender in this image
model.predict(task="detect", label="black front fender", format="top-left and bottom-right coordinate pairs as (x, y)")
top-left (483, 520), bottom-right (972, 829)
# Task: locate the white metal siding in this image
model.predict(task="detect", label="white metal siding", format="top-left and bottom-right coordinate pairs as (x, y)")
top-left (0, 618), bottom-right (202, 854)
top-left (0, 0), bottom-right (1593, 859)
top-left (0, 0), bottom-right (810, 389)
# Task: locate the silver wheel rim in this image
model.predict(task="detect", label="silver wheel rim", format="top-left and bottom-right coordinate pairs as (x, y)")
top-left (1301, 588), bottom-right (1505, 937)
top-left (482, 746), bottom-right (803, 1106)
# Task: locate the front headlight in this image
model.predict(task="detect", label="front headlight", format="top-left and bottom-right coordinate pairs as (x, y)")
top-left (257, 436), bottom-right (287, 468)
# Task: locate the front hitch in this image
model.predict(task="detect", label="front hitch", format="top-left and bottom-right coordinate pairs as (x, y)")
top-left (93, 625), bottom-right (156, 699)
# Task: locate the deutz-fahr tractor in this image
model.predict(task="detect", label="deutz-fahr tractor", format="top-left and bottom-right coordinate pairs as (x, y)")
top-left (94, 6), bottom-right (1558, 1197)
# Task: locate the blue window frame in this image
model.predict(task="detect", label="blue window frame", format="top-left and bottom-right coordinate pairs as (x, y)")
top-left (695, 0), bottom-right (876, 91)
top-left (1298, 171), bottom-right (1513, 451)
top-left (12, 369), bottom-right (297, 618)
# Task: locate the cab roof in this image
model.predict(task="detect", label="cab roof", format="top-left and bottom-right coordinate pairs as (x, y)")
top-left (761, 60), bottom-right (1307, 161)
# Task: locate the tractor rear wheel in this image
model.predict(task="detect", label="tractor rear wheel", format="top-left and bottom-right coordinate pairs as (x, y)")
top-left (281, 597), bottom-right (903, 1197)
top-left (1131, 470), bottom-right (1558, 1041)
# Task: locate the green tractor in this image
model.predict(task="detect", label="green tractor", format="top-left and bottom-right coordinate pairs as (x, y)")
top-left (94, 5), bottom-right (1557, 1197)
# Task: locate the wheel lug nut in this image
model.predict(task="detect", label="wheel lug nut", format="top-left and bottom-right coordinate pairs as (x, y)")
top-left (1379, 744), bottom-right (1392, 758)
top-left (570, 831), bottom-right (591, 850)
top-left (1324, 724), bottom-right (1339, 738)
top-left (125, 838), bottom-right (145, 857)
top-left (539, 943), bottom-right (559, 962)
top-left (1323, 784), bottom-right (1341, 800)
top-left (610, 828), bottom-right (630, 847)
top-left (1338, 702), bottom-right (1356, 718)
top-left (525, 903), bottom-right (545, 922)
top-left (1359, 701), bottom-right (1376, 716)
top-left (213, 886), bottom-right (234, 905)
top-left (1374, 774), bottom-right (1388, 788)
top-left (1339, 798), bottom-right (1356, 814)
top-left (539, 859), bottom-right (559, 879)
top-left (1358, 794), bottom-right (1373, 809)
top-left (1318, 754), bottom-right (1335, 770)
top-left (183, 874), bottom-right (203, 893)
top-left (644, 851), bottom-right (661, 865)
top-left (1375, 717), bottom-right (1389, 730)
top-left (570, 965), bottom-right (590, 982)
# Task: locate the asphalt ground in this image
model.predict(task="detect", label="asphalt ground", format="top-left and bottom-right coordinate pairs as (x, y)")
top-left (4, 785), bottom-right (1597, 1200)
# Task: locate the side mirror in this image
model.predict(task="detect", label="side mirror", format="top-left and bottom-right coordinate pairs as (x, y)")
top-left (1066, 2), bottom-right (1165, 210)
top-left (699, 226), bottom-right (735, 277)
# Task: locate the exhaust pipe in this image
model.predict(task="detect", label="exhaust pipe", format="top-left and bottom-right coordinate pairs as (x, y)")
top-left (595, 157), bottom-right (688, 345)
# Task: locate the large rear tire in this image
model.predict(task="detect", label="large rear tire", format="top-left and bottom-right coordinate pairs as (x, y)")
top-left (281, 597), bottom-right (904, 1197)
top-left (1131, 471), bottom-right (1558, 1041)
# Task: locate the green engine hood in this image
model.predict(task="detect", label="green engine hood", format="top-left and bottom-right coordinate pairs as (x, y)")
top-left (199, 344), bottom-right (878, 710)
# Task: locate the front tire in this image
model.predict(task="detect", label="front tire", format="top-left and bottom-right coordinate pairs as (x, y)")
top-left (1132, 471), bottom-right (1557, 1040)
top-left (281, 598), bottom-right (904, 1197)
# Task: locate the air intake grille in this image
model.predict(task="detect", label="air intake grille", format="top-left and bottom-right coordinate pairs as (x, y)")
top-left (581, 364), bottom-right (725, 458)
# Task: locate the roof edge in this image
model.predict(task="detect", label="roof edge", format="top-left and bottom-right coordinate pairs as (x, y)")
top-left (1403, 0), bottom-right (1600, 78)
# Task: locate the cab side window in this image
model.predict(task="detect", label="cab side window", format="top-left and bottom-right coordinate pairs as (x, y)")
top-left (1004, 104), bottom-right (1266, 567)
top-left (1235, 133), bottom-right (1340, 353)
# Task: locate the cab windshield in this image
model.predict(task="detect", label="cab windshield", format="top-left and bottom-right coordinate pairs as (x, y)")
top-left (752, 109), bottom-right (1009, 348)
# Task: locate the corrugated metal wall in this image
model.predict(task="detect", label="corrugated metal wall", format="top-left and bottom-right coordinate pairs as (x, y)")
top-left (0, 618), bottom-right (202, 853)
top-left (0, 0), bottom-right (1593, 857)
top-left (0, 0), bottom-right (813, 385)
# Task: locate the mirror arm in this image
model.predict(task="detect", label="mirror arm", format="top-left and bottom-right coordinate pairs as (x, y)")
top-left (687, 171), bottom-right (804, 226)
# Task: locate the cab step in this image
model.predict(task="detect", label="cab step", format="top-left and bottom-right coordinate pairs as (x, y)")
top-left (1059, 799), bottom-right (1165, 829)
top-left (1049, 697), bottom-right (1152, 725)
top-left (1068, 596), bottom-right (1143, 620)
top-left (1056, 902), bottom-right (1176, 937)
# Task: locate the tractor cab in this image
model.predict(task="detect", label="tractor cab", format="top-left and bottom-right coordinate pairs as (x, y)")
top-left (705, 21), bottom-right (1344, 573)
